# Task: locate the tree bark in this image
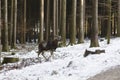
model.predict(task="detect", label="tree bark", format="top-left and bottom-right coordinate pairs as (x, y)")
top-left (39, 0), bottom-right (44, 43)
top-left (107, 0), bottom-right (111, 44)
top-left (19, 0), bottom-right (23, 44)
top-left (0, 0), bottom-right (2, 65)
top-left (117, 0), bottom-right (120, 37)
top-left (70, 0), bottom-right (77, 45)
top-left (56, 0), bottom-right (59, 36)
top-left (10, 0), bottom-right (14, 48)
top-left (58, 0), bottom-right (62, 36)
top-left (12, 0), bottom-right (17, 48)
top-left (53, 0), bottom-right (57, 39)
top-left (61, 0), bottom-right (66, 46)
top-left (45, 0), bottom-right (50, 41)
top-left (90, 0), bottom-right (99, 47)
top-left (78, 0), bottom-right (85, 43)
top-left (2, 0), bottom-right (9, 51)
top-left (23, 0), bottom-right (26, 44)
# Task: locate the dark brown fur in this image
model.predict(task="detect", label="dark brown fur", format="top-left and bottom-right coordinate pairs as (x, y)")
top-left (38, 37), bottom-right (61, 60)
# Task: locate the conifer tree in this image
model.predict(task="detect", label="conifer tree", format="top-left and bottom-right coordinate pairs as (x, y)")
top-left (90, 0), bottom-right (99, 47)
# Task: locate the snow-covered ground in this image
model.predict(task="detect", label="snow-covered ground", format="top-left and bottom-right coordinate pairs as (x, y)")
top-left (0, 38), bottom-right (120, 80)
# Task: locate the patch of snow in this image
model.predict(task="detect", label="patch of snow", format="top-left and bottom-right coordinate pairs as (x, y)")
top-left (0, 38), bottom-right (120, 80)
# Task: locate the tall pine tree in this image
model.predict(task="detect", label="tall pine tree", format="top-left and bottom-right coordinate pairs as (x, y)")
top-left (2, 0), bottom-right (9, 51)
top-left (117, 0), bottom-right (120, 36)
top-left (61, 0), bottom-right (66, 46)
top-left (106, 0), bottom-right (111, 44)
top-left (39, 0), bottom-right (44, 43)
top-left (90, 0), bottom-right (99, 47)
top-left (70, 0), bottom-right (77, 45)
top-left (78, 0), bottom-right (85, 43)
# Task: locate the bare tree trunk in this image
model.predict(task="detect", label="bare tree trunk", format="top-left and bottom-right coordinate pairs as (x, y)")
top-left (78, 0), bottom-right (85, 43)
top-left (12, 0), bottom-right (17, 48)
top-left (117, 0), bottom-right (120, 37)
top-left (2, 0), bottom-right (9, 51)
top-left (107, 0), bottom-right (111, 44)
top-left (61, 0), bottom-right (66, 46)
top-left (45, 0), bottom-right (50, 41)
top-left (58, 0), bottom-right (62, 36)
top-left (90, 0), bottom-right (99, 47)
top-left (19, 0), bottom-right (23, 44)
top-left (39, 0), bottom-right (44, 43)
top-left (70, 0), bottom-right (77, 45)
top-left (53, 0), bottom-right (57, 39)
top-left (56, 0), bottom-right (59, 36)
top-left (23, 0), bottom-right (26, 44)
top-left (0, 0), bottom-right (2, 65)
top-left (10, 0), bottom-right (14, 48)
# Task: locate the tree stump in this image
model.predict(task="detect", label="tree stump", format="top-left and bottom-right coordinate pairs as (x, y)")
top-left (84, 49), bottom-right (105, 57)
top-left (2, 57), bottom-right (19, 64)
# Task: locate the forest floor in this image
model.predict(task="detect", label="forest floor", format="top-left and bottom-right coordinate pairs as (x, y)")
top-left (0, 38), bottom-right (120, 80)
top-left (87, 65), bottom-right (120, 80)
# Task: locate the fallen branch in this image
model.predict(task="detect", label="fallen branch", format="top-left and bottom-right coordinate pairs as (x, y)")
top-left (84, 49), bottom-right (105, 57)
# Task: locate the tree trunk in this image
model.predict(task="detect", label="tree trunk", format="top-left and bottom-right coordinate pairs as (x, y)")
top-left (39, 0), bottom-right (44, 43)
top-left (101, 19), bottom-right (107, 37)
top-left (19, 0), bottom-right (23, 44)
top-left (53, 0), bottom-right (57, 39)
top-left (23, 0), bottom-right (26, 44)
top-left (61, 0), bottom-right (66, 46)
top-left (78, 0), bottom-right (85, 43)
top-left (0, 0), bottom-right (2, 65)
top-left (2, 0), bottom-right (9, 51)
top-left (70, 0), bottom-right (77, 45)
top-left (56, 0), bottom-right (59, 36)
top-left (45, 0), bottom-right (50, 41)
top-left (107, 0), bottom-right (111, 44)
top-left (10, 0), bottom-right (14, 48)
top-left (12, 0), bottom-right (17, 48)
top-left (58, 0), bottom-right (62, 36)
top-left (117, 0), bottom-right (120, 37)
top-left (90, 0), bottom-right (99, 47)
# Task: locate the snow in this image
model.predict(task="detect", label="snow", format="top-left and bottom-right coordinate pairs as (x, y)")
top-left (0, 38), bottom-right (120, 80)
